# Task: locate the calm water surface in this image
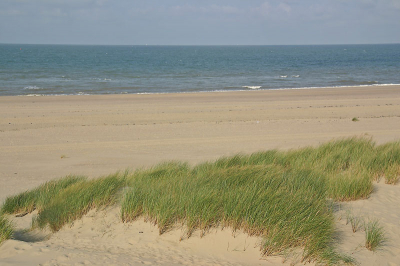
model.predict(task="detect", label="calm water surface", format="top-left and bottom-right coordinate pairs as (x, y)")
top-left (0, 44), bottom-right (399, 96)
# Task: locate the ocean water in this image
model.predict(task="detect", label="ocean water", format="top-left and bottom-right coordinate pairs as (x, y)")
top-left (0, 44), bottom-right (399, 96)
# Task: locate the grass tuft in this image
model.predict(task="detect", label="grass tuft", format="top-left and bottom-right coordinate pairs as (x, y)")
top-left (345, 210), bottom-right (364, 233)
top-left (352, 117), bottom-right (359, 122)
top-left (33, 173), bottom-right (127, 232)
top-left (1, 176), bottom-right (86, 215)
top-left (365, 220), bottom-right (386, 251)
top-left (0, 215), bottom-right (13, 246)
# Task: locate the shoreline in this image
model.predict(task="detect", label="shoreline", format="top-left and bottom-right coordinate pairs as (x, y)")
top-left (10, 83), bottom-right (400, 97)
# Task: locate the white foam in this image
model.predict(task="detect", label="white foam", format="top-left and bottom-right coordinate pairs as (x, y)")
top-left (280, 75), bottom-right (287, 78)
top-left (267, 83), bottom-right (400, 91)
top-left (91, 78), bottom-right (111, 81)
top-left (242, 86), bottom-right (261, 89)
top-left (23, 86), bottom-right (41, 90)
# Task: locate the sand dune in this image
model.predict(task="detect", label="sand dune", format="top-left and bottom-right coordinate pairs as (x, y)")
top-left (1, 182), bottom-right (399, 265)
top-left (1, 85), bottom-right (400, 265)
top-left (336, 180), bottom-right (400, 266)
top-left (1, 208), bottom-right (277, 266)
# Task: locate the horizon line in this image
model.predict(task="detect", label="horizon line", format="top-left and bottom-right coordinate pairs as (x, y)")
top-left (1, 42), bottom-right (400, 47)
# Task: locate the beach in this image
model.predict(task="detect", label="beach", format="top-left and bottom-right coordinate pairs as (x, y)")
top-left (1, 85), bottom-right (400, 265)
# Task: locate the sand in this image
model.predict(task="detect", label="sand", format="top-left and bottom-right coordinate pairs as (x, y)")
top-left (1, 85), bottom-right (400, 265)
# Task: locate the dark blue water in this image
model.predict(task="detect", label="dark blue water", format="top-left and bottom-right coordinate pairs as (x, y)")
top-left (1, 44), bottom-right (399, 96)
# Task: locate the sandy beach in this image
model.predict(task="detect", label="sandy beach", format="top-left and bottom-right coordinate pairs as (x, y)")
top-left (1, 85), bottom-right (400, 265)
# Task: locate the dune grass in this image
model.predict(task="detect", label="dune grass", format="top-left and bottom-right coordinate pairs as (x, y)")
top-left (1, 175), bottom-right (86, 215)
top-left (1, 173), bottom-right (126, 232)
top-left (121, 163), bottom-right (341, 263)
top-left (345, 210), bottom-right (364, 233)
top-left (365, 220), bottom-right (386, 251)
top-left (33, 173), bottom-right (127, 232)
top-left (1, 137), bottom-right (400, 263)
top-left (0, 215), bottom-right (13, 246)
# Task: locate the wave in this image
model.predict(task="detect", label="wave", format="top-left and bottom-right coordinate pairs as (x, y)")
top-left (23, 86), bottom-right (42, 90)
top-left (91, 78), bottom-right (112, 82)
top-left (242, 86), bottom-right (261, 89)
top-left (277, 75), bottom-right (299, 78)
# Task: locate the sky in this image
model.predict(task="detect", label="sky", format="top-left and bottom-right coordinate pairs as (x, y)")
top-left (1, 0), bottom-right (399, 45)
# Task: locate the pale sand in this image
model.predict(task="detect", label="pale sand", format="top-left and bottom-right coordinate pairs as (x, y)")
top-left (1, 85), bottom-right (400, 265)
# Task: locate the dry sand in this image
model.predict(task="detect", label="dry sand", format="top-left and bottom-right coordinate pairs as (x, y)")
top-left (1, 85), bottom-right (400, 265)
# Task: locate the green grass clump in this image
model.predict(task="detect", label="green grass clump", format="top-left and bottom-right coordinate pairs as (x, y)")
top-left (327, 171), bottom-right (372, 201)
top-left (122, 163), bottom-right (338, 263)
top-left (271, 137), bottom-right (400, 198)
top-left (373, 141), bottom-right (400, 184)
top-left (365, 220), bottom-right (386, 251)
top-left (0, 215), bottom-right (13, 246)
top-left (2, 175), bottom-right (86, 215)
top-left (352, 117), bottom-right (359, 122)
top-left (34, 173), bottom-right (127, 232)
top-left (199, 137), bottom-right (394, 201)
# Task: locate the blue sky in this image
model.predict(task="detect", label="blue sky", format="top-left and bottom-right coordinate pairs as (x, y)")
top-left (1, 0), bottom-right (399, 45)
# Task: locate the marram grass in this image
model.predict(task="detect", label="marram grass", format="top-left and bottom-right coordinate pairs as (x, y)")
top-left (0, 215), bottom-right (13, 245)
top-left (345, 210), bottom-right (364, 233)
top-left (33, 173), bottom-right (127, 232)
top-left (1, 137), bottom-right (400, 263)
top-left (365, 220), bottom-right (386, 251)
top-left (1, 175), bottom-right (86, 214)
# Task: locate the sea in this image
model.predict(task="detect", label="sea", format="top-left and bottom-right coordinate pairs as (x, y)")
top-left (0, 44), bottom-right (399, 96)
